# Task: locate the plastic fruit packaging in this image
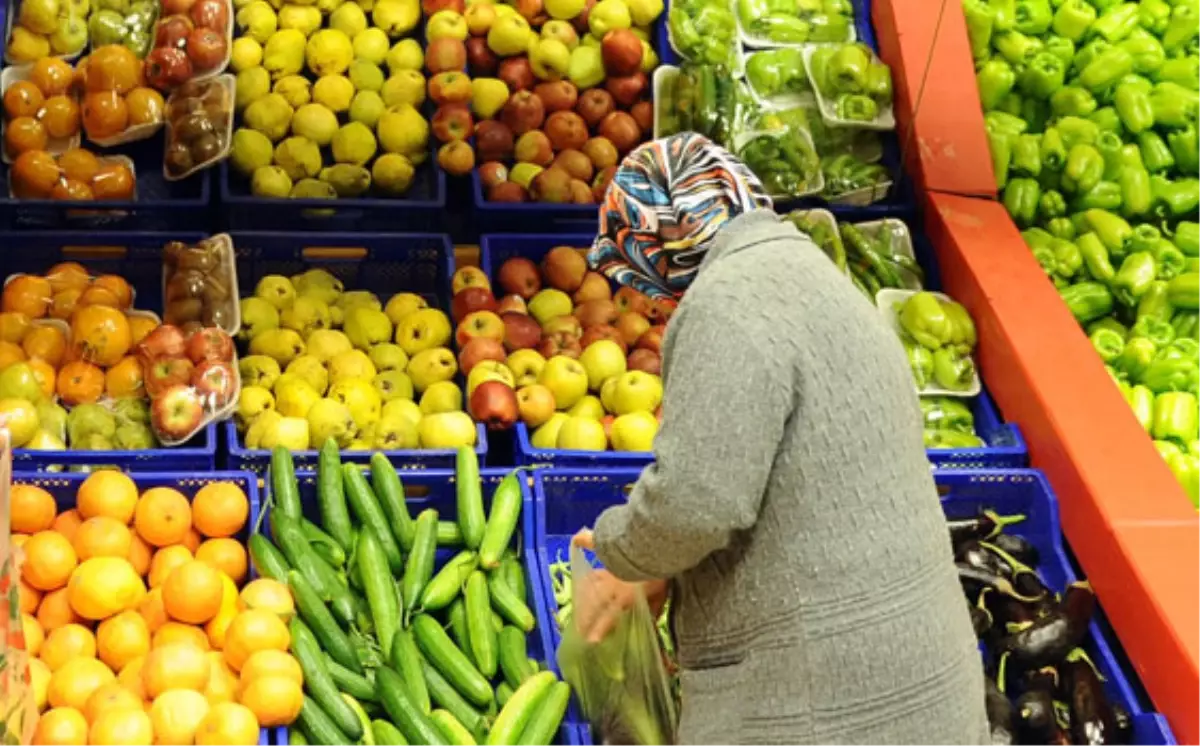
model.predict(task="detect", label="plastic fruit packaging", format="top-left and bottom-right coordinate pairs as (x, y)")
top-left (4, 0), bottom-right (88, 64)
top-left (162, 234), bottom-right (240, 334)
top-left (78, 44), bottom-right (166, 145)
top-left (136, 323), bottom-right (240, 446)
top-left (163, 75), bottom-right (234, 180)
top-left (146, 0), bottom-right (231, 92)
top-left (8, 147), bottom-right (137, 202)
top-left (1, 58), bottom-right (82, 164)
top-left (88, 0), bottom-right (160, 58)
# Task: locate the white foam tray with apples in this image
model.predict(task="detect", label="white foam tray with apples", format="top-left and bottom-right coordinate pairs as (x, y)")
top-left (875, 288), bottom-right (981, 398)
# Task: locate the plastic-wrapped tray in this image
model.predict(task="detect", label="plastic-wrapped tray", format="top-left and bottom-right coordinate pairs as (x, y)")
top-left (5, 153), bottom-right (138, 204)
top-left (801, 45), bottom-right (895, 131)
top-left (854, 217), bottom-right (922, 288)
top-left (147, 0), bottom-right (232, 91)
top-left (3, 2), bottom-right (87, 64)
top-left (651, 64), bottom-right (678, 140)
top-left (0, 64), bottom-right (81, 164)
top-left (664, 0), bottom-right (744, 76)
top-left (733, 126), bottom-right (824, 200)
top-left (735, 0), bottom-right (855, 49)
top-left (876, 287), bottom-right (982, 397)
top-left (161, 233), bottom-right (241, 334)
top-left (162, 74), bottom-right (234, 181)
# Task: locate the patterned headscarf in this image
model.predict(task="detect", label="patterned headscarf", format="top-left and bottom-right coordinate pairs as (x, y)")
top-left (589, 133), bottom-right (772, 301)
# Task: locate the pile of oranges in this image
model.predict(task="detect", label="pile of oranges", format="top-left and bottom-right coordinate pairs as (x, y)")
top-left (78, 45), bottom-right (167, 143)
top-left (13, 471), bottom-right (304, 745)
top-left (0, 262), bottom-right (158, 405)
top-left (3, 58), bottom-right (81, 161)
top-left (9, 148), bottom-right (138, 203)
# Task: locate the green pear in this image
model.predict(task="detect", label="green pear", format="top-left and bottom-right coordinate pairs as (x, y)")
top-left (249, 328), bottom-right (307, 366)
top-left (255, 274), bottom-right (297, 309)
top-left (307, 398), bottom-right (358, 447)
top-left (330, 2), bottom-right (368, 36)
top-left (418, 380), bottom-right (462, 414)
top-left (320, 164), bottom-right (373, 198)
top-left (279, 295), bottom-right (332, 337)
top-left (239, 297), bottom-right (281, 342)
top-left (291, 104), bottom-right (339, 146)
top-left (306, 28), bottom-right (354, 76)
top-left (530, 412), bottom-right (569, 449)
top-left (239, 355), bottom-right (283, 389)
top-left (274, 136), bottom-right (323, 180)
top-left (307, 329), bottom-right (354, 362)
top-left (328, 349), bottom-right (377, 384)
top-left (385, 38), bottom-right (423, 72)
top-left (251, 166), bottom-right (293, 198)
top-left (349, 91), bottom-right (386, 128)
top-left (67, 403), bottom-right (116, 444)
top-left (231, 129), bottom-right (275, 176)
top-left (407, 348), bottom-right (458, 393)
top-left (286, 354), bottom-right (329, 394)
top-left (113, 422), bottom-right (156, 450)
top-left (373, 370), bottom-right (414, 402)
top-left (264, 29), bottom-right (307, 79)
top-left (329, 379), bottom-right (383, 428)
top-left (25, 429), bottom-right (66, 451)
top-left (344, 307), bottom-right (393, 350)
top-left (111, 398), bottom-right (150, 425)
top-left (34, 399), bottom-right (67, 441)
top-left (293, 268), bottom-right (344, 304)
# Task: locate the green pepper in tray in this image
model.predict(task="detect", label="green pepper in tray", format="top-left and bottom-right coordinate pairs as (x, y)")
top-left (737, 0), bottom-right (853, 44)
top-left (787, 210), bottom-right (847, 270)
top-left (809, 43), bottom-right (895, 123)
top-left (668, 0), bottom-right (740, 70)
top-left (736, 132), bottom-right (822, 198)
top-left (745, 49), bottom-right (811, 101)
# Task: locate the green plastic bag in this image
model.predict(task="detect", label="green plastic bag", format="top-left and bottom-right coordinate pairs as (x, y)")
top-left (555, 546), bottom-right (678, 745)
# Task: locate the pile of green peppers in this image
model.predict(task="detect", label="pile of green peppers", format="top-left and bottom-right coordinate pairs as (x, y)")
top-left (922, 397), bottom-right (988, 448)
top-left (968, 0), bottom-right (1200, 504)
top-left (899, 291), bottom-right (980, 392)
top-left (810, 42), bottom-right (895, 122)
top-left (668, 0), bottom-right (741, 70)
top-left (745, 49), bottom-right (812, 100)
top-left (736, 0), bottom-right (854, 44)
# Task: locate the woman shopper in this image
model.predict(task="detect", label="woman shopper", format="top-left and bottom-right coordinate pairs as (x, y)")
top-left (571, 133), bottom-right (989, 745)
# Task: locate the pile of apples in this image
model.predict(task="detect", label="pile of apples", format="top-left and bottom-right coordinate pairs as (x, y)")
top-left (135, 325), bottom-right (238, 445)
top-left (423, 0), bottom-right (662, 202)
top-left (452, 246), bottom-right (670, 452)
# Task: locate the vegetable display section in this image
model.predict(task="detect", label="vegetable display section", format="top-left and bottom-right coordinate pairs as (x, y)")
top-left (255, 447), bottom-right (581, 745)
top-left (530, 468), bottom-right (1176, 745)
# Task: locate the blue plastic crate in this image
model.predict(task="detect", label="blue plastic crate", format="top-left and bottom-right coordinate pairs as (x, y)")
top-left (11, 470), bottom-right (283, 746)
top-left (222, 231), bottom-right (489, 472)
top-left (260, 466), bottom-right (583, 745)
top-left (928, 389), bottom-right (1028, 469)
top-left (530, 468), bottom-right (1175, 745)
top-left (0, 231), bottom-right (220, 470)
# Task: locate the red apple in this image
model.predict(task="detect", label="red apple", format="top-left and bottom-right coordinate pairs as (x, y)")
top-left (185, 26), bottom-right (226, 71)
top-left (426, 38), bottom-right (468, 74)
top-left (152, 384), bottom-right (205, 440)
top-left (475, 121), bottom-right (515, 162)
top-left (496, 294), bottom-right (528, 315)
top-left (600, 29), bottom-right (642, 76)
top-left (155, 14), bottom-right (193, 49)
top-left (452, 266), bottom-right (491, 295)
top-left (647, 297), bottom-right (675, 324)
top-left (498, 57), bottom-right (535, 92)
top-left (575, 299), bottom-right (617, 328)
top-left (451, 286), bottom-right (498, 323)
top-left (500, 91), bottom-right (545, 135)
top-left (189, 0), bottom-right (228, 32)
top-left (469, 380), bottom-right (519, 430)
top-left (145, 46), bottom-right (193, 90)
top-left (465, 37), bottom-right (499, 75)
top-left (576, 88), bottom-right (614, 128)
top-left (497, 257), bottom-right (541, 298)
top-left (580, 324), bottom-right (626, 352)
top-left (455, 310), bottom-right (506, 347)
top-left (423, 0), bottom-right (465, 14)
top-left (192, 359), bottom-right (236, 409)
top-left (136, 325), bottom-right (187, 363)
top-left (479, 161), bottom-right (509, 189)
top-left (502, 312), bottom-right (542, 351)
top-left (144, 357), bottom-right (195, 397)
top-left (542, 314), bottom-right (581, 338)
top-left (429, 71), bottom-right (473, 105)
top-left (432, 104), bottom-right (475, 142)
top-left (614, 286), bottom-right (651, 315)
top-left (605, 72), bottom-right (647, 108)
top-left (458, 337), bottom-right (507, 375)
top-left (537, 330), bottom-right (581, 358)
top-left (635, 324), bottom-right (665, 354)
top-left (185, 327), bottom-right (234, 364)
top-left (626, 348), bottom-right (661, 375)
top-left (162, 0), bottom-right (196, 16)
top-left (615, 311), bottom-right (650, 346)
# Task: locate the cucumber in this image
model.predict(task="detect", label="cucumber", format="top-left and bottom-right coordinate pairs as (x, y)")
top-left (371, 720), bottom-right (409, 746)
top-left (376, 665), bottom-right (448, 746)
top-left (464, 571), bottom-right (498, 679)
top-left (437, 520), bottom-right (464, 547)
top-left (455, 446), bottom-right (485, 550)
top-left (431, 709), bottom-right (478, 746)
top-left (296, 695), bottom-right (351, 746)
top-left (491, 611), bottom-right (505, 635)
top-left (420, 551), bottom-right (477, 612)
top-left (302, 517), bottom-right (347, 568)
top-left (390, 627), bottom-right (431, 715)
top-left (248, 534), bottom-right (290, 582)
top-left (289, 729), bottom-right (308, 746)
top-left (342, 692), bottom-right (375, 745)
top-left (411, 614), bottom-right (494, 708)
top-left (498, 557), bottom-right (525, 602)
top-left (318, 438), bottom-right (354, 551)
top-left (358, 527), bottom-right (401, 656)
top-left (401, 509), bottom-right (439, 616)
top-left (290, 619), bottom-right (364, 741)
top-left (270, 446), bottom-right (302, 519)
top-left (516, 681), bottom-right (570, 746)
top-left (270, 511), bottom-right (335, 599)
top-left (447, 599), bottom-right (471, 658)
top-left (370, 452), bottom-right (417, 552)
top-left (420, 659), bottom-right (487, 737)
top-left (326, 656), bottom-right (377, 702)
top-left (484, 672), bottom-right (556, 746)
top-left (497, 626), bottom-right (534, 690)
top-left (496, 682), bottom-right (513, 707)
top-left (343, 463), bottom-right (404, 572)
top-left (288, 570), bottom-right (362, 674)
top-left (487, 572), bottom-right (535, 632)
top-left (478, 471), bottom-right (523, 569)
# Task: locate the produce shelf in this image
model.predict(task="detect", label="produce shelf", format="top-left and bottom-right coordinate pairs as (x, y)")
top-left (260, 466), bottom-right (584, 745)
top-left (530, 467), bottom-right (1176, 744)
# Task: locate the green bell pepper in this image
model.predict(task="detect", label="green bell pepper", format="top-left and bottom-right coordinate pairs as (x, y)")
top-left (994, 30), bottom-right (1044, 66)
top-left (1138, 0), bottom-right (1172, 34)
top-left (1151, 176), bottom-right (1200, 219)
top-left (1152, 56), bottom-right (1198, 90)
top-left (1019, 53), bottom-right (1067, 99)
top-left (920, 397), bottom-right (975, 433)
top-left (1050, 236), bottom-right (1085, 278)
top-left (827, 44), bottom-right (871, 93)
top-left (1085, 208), bottom-right (1134, 253)
top-left (931, 347), bottom-right (976, 391)
top-left (987, 130), bottom-right (1015, 189)
top-left (1133, 316), bottom-right (1178, 346)
top-left (1173, 221), bottom-right (1199, 256)
top-left (1129, 224), bottom-right (1164, 254)
top-left (899, 291), bottom-right (954, 349)
top-left (923, 430), bottom-right (986, 449)
top-left (997, 92), bottom-right (1025, 116)
top-left (978, 59), bottom-right (1018, 111)
top-left (1155, 439), bottom-right (1184, 458)
top-left (1043, 36), bottom-right (1077, 67)
top-left (1073, 38), bottom-right (1112, 75)
top-left (965, 0), bottom-right (997, 61)
top-left (988, 0), bottom-right (1017, 30)
top-left (1162, 1), bottom-right (1199, 53)
top-left (1073, 180), bottom-right (1124, 210)
top-left (865, 63), bottom-right (893, 101)
top-left (1060, 281), bottom-right (1116, 322)
top-left (1137, 131), bottom-right (1176, 172)
top-left (1151, 239), bottom-right (1187, 279)
top-left (1096, 131), bottom-right (1125, 180)
top-left (1057, 115), bottom-right (1101, 146)
top-left (1014, 0), bottom-right (1053, 32)
top-left (1091, 2), bottom-right (1140, 40)
top-left (1120, 166), bottom-right (1153, 218)
top-left (942, 300), bottom-right (978, 351)
top-left (836, 94), bottom-right (878, 121)
top-left (1114, 80), bottom-right (1156, 132)
top-left (1040, 126), bottom-right (1069, 171)
top-left (1004, 178), bottom-right (1042, 226)
top-left (1023, 226), bottom-right (1056, 251)
top-left (1168, 272), bottom-right (1200, 309)
top-left (1128, 384), bottom-right (1156, 430)
top-left (1120, 29), bottom-right (1167, 73)
top-left (903, 339), bottom-right (934, 389)
top-left (1142, 357), bottom-right (1200, 394)
top-left (1152, 391), bottom-right (1199, 441)
top-left (1121, 337), bottom-right (1159, 379)
top-left (1053, 0), bottom-right (1097, 39)
top-left (1087, 106), bottom-right (1125, 135)
top-left (1038, 188), bottom-right (1068, 218)
top-left (1114, 252), bottom-right (1160, 305)
top-left (1149, 82), bottom-right (1199, 128)
top-left (1165, 452), bottom-right (1199, 507)
top-left (1022, 96), bottom-right (1052, 132)
top-left (1050, 86), bottom-right (1098, 116)
top-left (1089, 316), bottom-right (1130, 339)
top-left (1048, 217), bottom-right (1078, 239)
top-left (1079, 231), bottom-right (1117, 281)
top-left (1168, 125), bottom-right (1199, 174)
top-left (1080, 47), bottom-right (1135, 91)
top-left (1090, 326), bottom-right (1126, 362)
top-left (1137, 278), bottom-right (1174, 319)
top-left (1173, 309), bottom-right (1200, 339)
top-left (1063, 143), bottom-right (1105, 192)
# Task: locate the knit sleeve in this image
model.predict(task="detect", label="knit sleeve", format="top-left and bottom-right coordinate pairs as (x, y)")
top-left (593, 300), bottom-right (793, 582)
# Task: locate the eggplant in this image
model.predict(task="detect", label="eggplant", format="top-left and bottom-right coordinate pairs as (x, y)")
top-left (1016, 689), bottom-right (1058, 744)
top-left (989, 533), bottom-right (1040, 566)
top-left (957, 564), bottom-right (1045, 603)
top-left (984, 676), bottom-right (1016, 746)
top-left (997, 582), bottom-right (1095, 670)
top-left (1023, 666), bottom-right (1060, 694)
top-left (1065, 651), bottom-right (1123, 745)
top-left (970, 599), bottom-right (993, 637)
top-left (948, 510), bottom-right (1026, 549)
top-left (980, 540), bottom-right (1052, 604)
top-left (959, 540), bottom-right (1013, 576)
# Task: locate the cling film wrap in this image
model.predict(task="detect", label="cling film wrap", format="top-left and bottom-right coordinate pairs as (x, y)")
top-left (556, 546), bottom-right (678, 746)
top-left (0, 64), bottom-right (83, 166)
top-left (736, 0), bottom-right (855, 48)
top-left (163, 75), bottom-right (234, 181)
top-left (666, 0), bottom-right (743, 73)
top-left (87, 0), bottom-right (160, 58)
top-left (147, 0), bottom-right (233, 94)
top-left (0, 431), bottom-right (36, 745)
top-left (161, 233), bottom-right (241, 333)
top-left (79, 45), bottom-right (166, 147)
top-left (4, 0), bottom-right (88, 64)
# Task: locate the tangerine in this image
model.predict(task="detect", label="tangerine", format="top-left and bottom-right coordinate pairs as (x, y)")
top-left (0, 311), bottom-right (32, 343)
top-left (72, 516), bottom-right (132, 561)
top-left (150, 689), bottom-right (211, 743)
top-left (22, 322), bottom-right (66, 365)
top-left (32, 707), bottom-right (89, 746)
top-left (126, 87), bottom-right (164, 126)
top-left (238, 649), bottom-right (302, 688)
top-left (0, 340), bottom-right (26, 367)
top-left (40, 624), bottom-right (96, 671)
top-left (3, 274), bottom-right (53, 318)
top-left (10, 483), bottom-right (56, 533)
top-left (223, 610), bottom-right (290, 672)
top-left (41, 95), bottom-right (81, 139)
top-left (195, 702), bottom-right (260, 746)
top-left (10, 149), bottom-right (61, 199)
top-left (153, 621), bottom-right (211, 651)
top-left (55, 361), bottom-right (104, 405)
top-left (5, 116), bottom-right (48, 156)
top-left (116, 656), bottom-right (147, 699)
top-left (134, 487), bottom-right (193, 547)
top-left (143, 643), bottom-right (211, 698)
top-left (84, 45), bottom-right (142, 95)
top-left (77, 284), bottom-right (120, 308)
top-left (45, 263), bottom-right (91, 294)
top-left (82, 91), bottom-right (129, 139)
top-left (57, 149), bottom-right (100, 184)
top-left (90, 163), bottom-right (135, 201)
top-left (163, 560), bottom-right (223, 624)
top-left (196, 538), bottom-right (247, 584)
top-left (127, 533), bottom-right (152, 576)
top-left (70, 303), bottom-right (131, 366)
top-left (183, 527), bottom-right (203, 552)
top-left (127, 314), bottom-right (157, 345)
top-left (104, 355), bottom-right (144, 398)
top-left (22, 530), bottom-right (78, 591)
top-left (51, 508), bottom-right (83, 540)
top-left (82, 682), bottom-right (143, 723)
top-left (137, 587), bottom-right (169, 633)
top-left (192, 482), bottom-right (249, 538)
top-left (239, 674), bottom-right (302, 727)
top-left (237, 579), bottom-right (294, 623)
top-left (18, 578), bottom-right (41, 614)
top-left (50, 288), bottom-right (83, 320)
top-left (3, 80), bottom-right (44, 119)
top-left (67, 556), bottom-right (147, 620)
top-left (22, 612), bottom-right (44, 657)
top-left (92, 276), bottom-right (133, 309)
top-left (88, 707), bottom-right (153, 745)
top-left (202, 652), bottom-right (238, 705)
top-left (47, 657), bottom-right (115, 710)
top-left (36, 587), bottom-right (82, 632)
top-left (147, 545), bottom-right (193, 588)
top-left (31, 58), bottom-right (75, 97)
top-left (96, 610), bottom-right (151, 672)
top-left (50, 178), bottom-right (94, 201)
top-left (77, 470), bottom-right (139, 523)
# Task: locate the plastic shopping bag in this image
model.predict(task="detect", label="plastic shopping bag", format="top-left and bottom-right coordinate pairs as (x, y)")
top-left (556, 545), bottom-right (678, 745)
top-left (0, 429), bottom-right (36, 744)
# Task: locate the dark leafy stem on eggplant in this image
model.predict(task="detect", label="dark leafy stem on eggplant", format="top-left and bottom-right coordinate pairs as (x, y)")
top-left (948, 510), bottom-right (1027, 548)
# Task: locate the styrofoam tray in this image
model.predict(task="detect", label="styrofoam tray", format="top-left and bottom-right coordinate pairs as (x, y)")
top-left (742, 48), bottom-right (814, 112)
top-left (652, 64), bottom-right (679, 140)
top-left (801, 45), bottom-right (895, 131)
top-left (876, 287), bottom-right (981, 397)
top-left (163, 74), bottom-right (235, 181)
top-left (3, 6), bottom-right (86, 64)
top-left (665, 3), bottom-right (745, 75)
top-left (160, 232), bottom-right (242, 336)
top-left (736, 4), bottom-right (855, 49)
top-left (732, 126), bottom-right (824, 198)
top-left (0, 64), bottom-right (81, 165)
top-left (148, 0), bottom-right (234, 90)
top-left (789, 207), bottom-right (850, 275)
top-left (827, 179), bottom-right (893, 205)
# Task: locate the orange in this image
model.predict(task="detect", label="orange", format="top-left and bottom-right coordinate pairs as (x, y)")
top-left (55, 361), bottom-right (104, 406)
top-left (192, 482), bottom-right (249, 539)
top-left (3, 80), bottom-right (43, 119)
top-left (204, 572), bottom-right (240, 650)
top-left (104, 355), bottom-right (143, 398)
top-left (22, 323), bottom-right (66, 366)
top-left (10, 150), bottom-right (61, 199)
top-left (237, 579), bottom-right (294, 623)
top-left (92, 276), bottom-right (133, 309)
top-left (195, 702), bottom-right (260, 746)
top-left (0, 311), bottom-right (32, 343)
top-left (10, 484), bottom-right (56, 533)
top-left (77, 470), bottom-right (138, 523)
top-left (77, 285), bottom-right (119, 309)
top-left (88, 707), bottom-right (153, 746)
top-left (3, 274), bottom-right (52, 318)
top-left (70, 304), bottom-right (131, 367)
top-left (153, 621), bottom-right (210, 651)
top-left (37, 587), bottom-right (82, 632)
top-left (239, 674), bottom-right (302, 727)
top-left (28, 357), bottom-right (56, 398)
top-left (134, 488), bottom-right (192, 547)
top-left (223, 610), bottom-right (290, 672)
top-left (183, 526), bottom-right (203, 553)
top-left (143, 643), bottom-right (211, 698)
top-left (238, 650), bottom-right (302, 689)
top-left (163, 560), bottom-right (223, 624)
top-left (32, 707), bottom-right (88, 745)
top-left (40, 623), bottom-right (96, 671)
top-left (22, 531), bottom-right (78, 591)
top-left (96, 610), bottom-right (150, 672)
top-left (18, 578), bottom-right (42, 614)
top-left (12, 532), bottom-right (28, 547)
top-left (50, 288), bottom-right (83, 320)
top-left (136, 587), bottom-right (169, 633)
top-left (196, 539), bottom-right (248, 584)
top-left (0, 340), bottom-right (26, 368)
top-left (126, 315), bottom-right (157, 346)
top-left (150, 689), bottom-right (210, 743)
top-left (72, 516), bottom-right (133, 561)
top-left (203, 652), bottom-right (239, 706)
top-left (147, 545), bottom-right (193, 588)
top-left (45, 262), bottom-right (90, 294)
top-left (22, 612), bottom-right (44, 657)
top-left (67, 556), bottom-right (146, 621)
top-left (51, 509), bottom-right (83, 541)
top-left (116, 656), bottom-right (147, 700)
top-left (32, 58), bottom-right (75, 97)
top-left (47, 657), bottom-right (115, 710)
top-left (82, 683), bottom-right (142, 723)
top-left (127, 533), bottom-right (152, 576)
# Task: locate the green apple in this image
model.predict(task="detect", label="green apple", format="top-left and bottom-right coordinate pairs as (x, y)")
top-left (274, 376), bottom-right (321, 418)
top-left (369, 343), bottom-right (409, 372)
top-left (625, 0), bottom-right (662, 25)
top-left (396, 308), bottom-right (452, 356)
top-left (567, 45), bottom-right (605, 89)
top-left (329, 349), bottom-right (378, 384)
top-left (555, 416), bottom-right (607, 451)
top-left (531, 412), bottom-right (569, 448)
top-left (285, 354), bottom-right (329, 394)
top-left (588, 0), bottom-right (631, 36)
top-left (539, 355), bottom-right (588, 410)
top-left (419, 411), bottom-right (477, 448)
top-left (530, 37), bottom-right (570, 80)
top-left (611, 410), bottom-right (658, 451)
top-left (407, 347), bottom-right (458, 392)
top-left (487, 14), bottom-right (532, 56)
top-left (544, 0), bottom-right (583, 19)
top-left (567, 395), bottom-right (605, 420)
top-left (599, 375), bottom-right (618, 413)
top-left (578, 339), bottom-right (626, 390)
top-left (383, 398), bottom-right (423, 428)
top-left (507, 349), bottom-right (546, 386)
top-left (528, 288), bottom-right (573, 326)
top-left (611, 370), bottom-right (662, 414)
top-left (427, 9), bottom-right (468, 40)
top-left (307, 398), bottom-right (358, 447)
top-left (419, 380), bottom-right (463, 414)
top-left (466, 360), bottom-right (516, 397)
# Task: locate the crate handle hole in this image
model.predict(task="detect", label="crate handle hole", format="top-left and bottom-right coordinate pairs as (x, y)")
top-left (302, 247), bottom-right (367, 260)
top-left (404, 485), bottom-right (431, 498)
top-left (62, 246), bottom-right (130, 259)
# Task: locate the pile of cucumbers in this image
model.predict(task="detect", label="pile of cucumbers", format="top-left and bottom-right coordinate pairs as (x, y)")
top-left (248, 440), bottom-right (572, 746)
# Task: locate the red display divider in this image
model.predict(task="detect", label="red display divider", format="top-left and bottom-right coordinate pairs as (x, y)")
top-left (870, 0), bottom-right (997, 198)
top-left (924, 192), bottom-right (1199, 742)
